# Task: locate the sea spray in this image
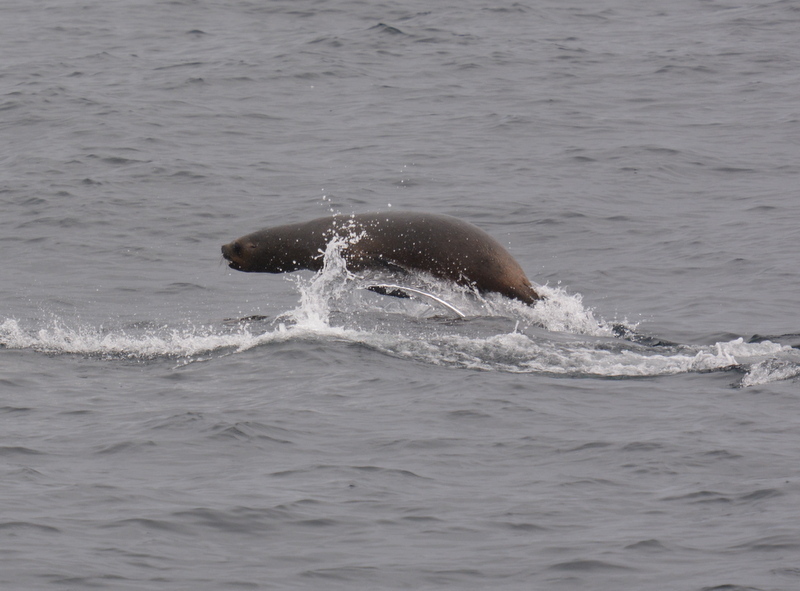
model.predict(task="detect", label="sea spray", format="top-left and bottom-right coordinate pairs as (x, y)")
top-left (282, 230), bottom-right (363, 330)
top-left (1, 259), bottom-right (797, 386)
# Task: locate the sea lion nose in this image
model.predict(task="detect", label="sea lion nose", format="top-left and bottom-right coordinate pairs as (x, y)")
top-left (221, 241), bottom-right (242, 258)
top-left (221, 241), bottom-right (242, 260)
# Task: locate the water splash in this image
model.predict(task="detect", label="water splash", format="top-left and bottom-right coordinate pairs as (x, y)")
top-left (504, 284), bottom-right (623, 337)
top-left (1, 238), bottom-right (797, 386)
top-left (281, 231), bottom-right (361, 330)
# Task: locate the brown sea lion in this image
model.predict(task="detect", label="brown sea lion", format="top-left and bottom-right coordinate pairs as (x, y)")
top-left (221, 211), bottom-right (541, 304)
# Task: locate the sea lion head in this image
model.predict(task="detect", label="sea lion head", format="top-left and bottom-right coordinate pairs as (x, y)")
top-left (221, 224), bottom-right (321, 274)
top-left (221, 236), bottom-right (259, 271)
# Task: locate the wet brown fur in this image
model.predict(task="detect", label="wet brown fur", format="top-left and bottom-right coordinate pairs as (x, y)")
top-left (221, 211), bottom-right (540, 304)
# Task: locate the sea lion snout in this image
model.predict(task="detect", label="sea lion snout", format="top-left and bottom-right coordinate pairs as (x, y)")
top-left (221, 240), bottom-right (244, 269)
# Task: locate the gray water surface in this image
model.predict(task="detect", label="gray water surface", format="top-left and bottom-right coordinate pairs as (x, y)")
top-left (2, 1), bottom-right (799, 589)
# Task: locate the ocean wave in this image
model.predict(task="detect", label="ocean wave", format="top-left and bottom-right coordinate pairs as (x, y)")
top-left (1, 243), bottom-right (796, 386)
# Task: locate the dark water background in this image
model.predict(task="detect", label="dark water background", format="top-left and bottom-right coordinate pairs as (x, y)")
top-left (2, 1), bottom-right (800, 589)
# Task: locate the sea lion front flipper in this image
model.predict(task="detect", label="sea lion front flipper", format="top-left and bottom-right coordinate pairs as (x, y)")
top-left (366, 285), bottom-right (412, 299)
top-left (366, 284), bottom-right (466, 318)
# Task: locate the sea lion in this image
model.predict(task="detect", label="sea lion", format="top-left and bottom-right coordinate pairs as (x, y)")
top-left (221, 211), bottom-right (541, 304)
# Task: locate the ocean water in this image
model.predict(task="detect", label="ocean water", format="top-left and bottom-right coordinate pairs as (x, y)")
top-left (2, 1), bottom-right (799, 589)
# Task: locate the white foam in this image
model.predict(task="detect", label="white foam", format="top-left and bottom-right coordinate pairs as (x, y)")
top-left (0, 317), bottom-right (261, 359)
top-left (741, 356), bottom-right (800, 387)
top-left (511, 284), bottom-right (623, 337)
top-left (1, 240), bottom-right (797, 386)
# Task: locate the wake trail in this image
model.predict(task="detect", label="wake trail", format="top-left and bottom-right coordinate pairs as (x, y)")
top-left (2, 238), bottom-right (798, 386)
